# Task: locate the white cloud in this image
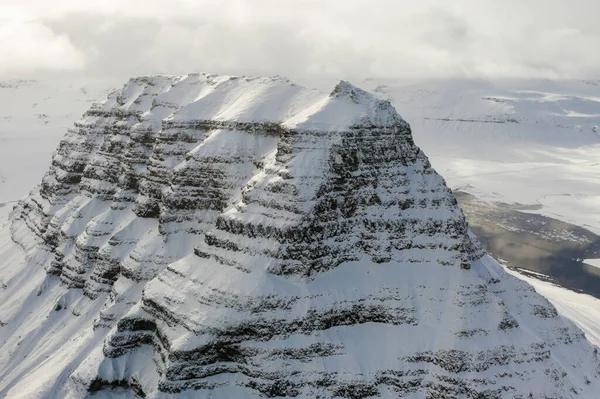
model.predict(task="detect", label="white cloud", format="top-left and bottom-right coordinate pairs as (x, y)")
top-left (1, 0), bottom-right (599, 80)
top-left (0, 13), bottom-right (84, 76)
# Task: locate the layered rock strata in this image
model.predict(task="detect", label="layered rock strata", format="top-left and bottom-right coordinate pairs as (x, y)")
top-left (7, 74), bottom-right (600, 398)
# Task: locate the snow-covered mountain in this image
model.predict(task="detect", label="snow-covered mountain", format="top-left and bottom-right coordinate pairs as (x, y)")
top-left (359, 79), bottom-right (600, 298)
top-left (1, 74), bottom-right (600, 398)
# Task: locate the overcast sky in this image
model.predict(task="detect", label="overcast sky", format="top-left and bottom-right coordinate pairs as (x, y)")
top-left (1, 0), bottom-right (599, 81)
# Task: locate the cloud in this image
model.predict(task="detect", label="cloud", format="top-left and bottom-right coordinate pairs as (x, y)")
top-left (1, 0), bottom-right (599, 80)
top-left (0, 15), bottom-right (84, 76)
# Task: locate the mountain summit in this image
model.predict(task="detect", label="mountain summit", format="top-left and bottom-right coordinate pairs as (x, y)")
top-left (1, 73), bottom-right (599, 398)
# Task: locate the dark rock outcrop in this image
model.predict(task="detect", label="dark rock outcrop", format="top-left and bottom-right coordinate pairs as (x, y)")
top-left (7, 74), bottom-right (600, 398)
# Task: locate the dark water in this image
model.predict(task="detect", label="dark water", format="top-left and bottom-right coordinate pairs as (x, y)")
top-left (456, 191), bottom-right (600, 299)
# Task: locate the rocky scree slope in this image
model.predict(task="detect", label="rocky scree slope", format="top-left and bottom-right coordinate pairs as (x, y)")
top-left (3, 73), bottom-right (600, 398)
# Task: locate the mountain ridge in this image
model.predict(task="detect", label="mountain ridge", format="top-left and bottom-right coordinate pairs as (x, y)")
top-left (1, 73), bottom-right (599, 398)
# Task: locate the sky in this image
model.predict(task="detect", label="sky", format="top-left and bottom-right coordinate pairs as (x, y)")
top-left (1, 0), bottom-right (599, 82)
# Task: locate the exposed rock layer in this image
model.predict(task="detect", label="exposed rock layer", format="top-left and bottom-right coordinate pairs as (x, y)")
top-left (8, 74), bottom-right (600, 398)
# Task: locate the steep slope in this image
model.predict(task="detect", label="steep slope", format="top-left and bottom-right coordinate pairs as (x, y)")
top-left (1, 74), bottom-right (599, 399)
top-left (359, 79), bottom-right (600, 300)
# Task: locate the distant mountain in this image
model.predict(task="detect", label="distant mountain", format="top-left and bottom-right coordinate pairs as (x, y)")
top-left (1, 74), bottom-right (599, 398)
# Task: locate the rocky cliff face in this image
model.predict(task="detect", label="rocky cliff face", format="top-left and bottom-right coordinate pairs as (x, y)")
top-left (3, 74), bottom-right (600, 398)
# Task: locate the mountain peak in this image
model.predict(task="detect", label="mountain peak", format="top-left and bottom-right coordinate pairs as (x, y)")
top-left (2, 73), bottom-right (599, 398)
top-left (329, 79), bottom-right (368, 102)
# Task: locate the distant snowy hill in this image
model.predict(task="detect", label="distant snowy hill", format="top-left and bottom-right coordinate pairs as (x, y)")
top-left (1, 74), bottom-right (600, 398)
